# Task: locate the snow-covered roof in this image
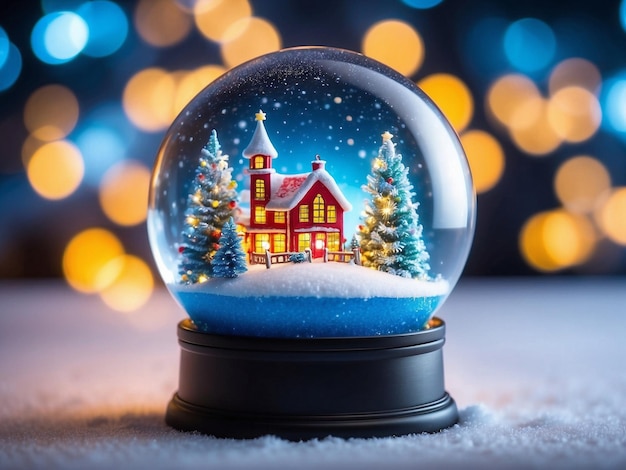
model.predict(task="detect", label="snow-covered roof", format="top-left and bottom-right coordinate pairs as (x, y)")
top-left (266, 167), bottom-right (352, 212)
top-left (242, 116), bottom-right (278, 159)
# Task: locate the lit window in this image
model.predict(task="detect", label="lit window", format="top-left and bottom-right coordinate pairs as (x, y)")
top-left (299, 204), bottom-right (309, 222)
top-left (327, 205), bottom-right (336, 223)
top-left (255, 179), bottom-right (265, 200)
top-left (274, 211), bottom-right (285, 223)
top-left (273, 233), bottom-right (286, 252)
top-left (327, 233), bottom-right (340, 251)
top-left (313, 194), bottom-right (325, 222)
top-left (255, 233), bottom-right (269, 252)
top-left (255, 206), bottom-right (266, 223)
top-left (254, 156), bottom-right (264, 169)
top-left (298, 233), bottom-right (311, 251)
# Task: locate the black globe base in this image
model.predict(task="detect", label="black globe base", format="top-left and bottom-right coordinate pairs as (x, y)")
top-left (166, 318), bottom-right (458, 440)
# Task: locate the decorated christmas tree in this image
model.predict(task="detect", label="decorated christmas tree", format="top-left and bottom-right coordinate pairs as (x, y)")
top-left (358, 131), bottom-right (430, 279)
top-left (179, 130), bottom-right (238, 283)
top-left (211, 217), bottom-right (248, 278)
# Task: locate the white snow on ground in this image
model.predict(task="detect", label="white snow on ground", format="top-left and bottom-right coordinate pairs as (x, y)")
top-left (177, 261), bottom-right (449, 298)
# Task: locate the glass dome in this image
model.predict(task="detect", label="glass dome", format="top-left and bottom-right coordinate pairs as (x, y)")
top-left (148, 47), bottom-right (475, 338)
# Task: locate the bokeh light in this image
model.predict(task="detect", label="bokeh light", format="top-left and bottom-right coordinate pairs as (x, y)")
top-left (362, 20), bottom-right (424, 76)
top-left (460, 130), bottom-right (505, 193)
top-left (418, 73), bottom-right (473, 132)
top-left (509, 100), bottom-right (562, 156)
top-left (486, 74), bottom-right (541, 129)
top-left (27, 140), bottom-right (84, 199)
top-left (99, 160), bottom-right (151, 226)
top-left (78, 1), bottom-right (128, 57)
top-left (520, 209), bottom-right (596, 272)
top-left (620, 0), bottom-right (626, 33)
top-left (123, 68), bottom-right (176, 132)
top-left (31, 11), bottom-right (88, 64)
top-left (62, 228), bottom-right (125, 293)
top-left (194, 0), bottom-right (252, 43)
top-left (98, 255), bottom-right (154, 313)
top-left (76, 125), bottom-right (126, 187)
top-left (174, 65), bottom-right (226, 113)
top-left (24, 84), bottom-right (79, 141)
top-left (0, 27), bottom-right (9, 69)
top-left (603, 76), bottom-right (626, 133)
top-left (135, 0), bottom-right (192, 47)
top-left (549, 58), bottom-right (602, 95)
top-left (547, 86), bottom-right (601, 143)
top-left (503, 18), bottom-right (556, 73)
top-left (595, 188), bottom-right (626, 245)
top-left (555, 156), bottom-right (611, 214)
top-left (402, 0), bottom-right (443, 8)
top-left (0, 40), bottom-right (22, 91)
top-left (220, 17), bottom-right (281, 69)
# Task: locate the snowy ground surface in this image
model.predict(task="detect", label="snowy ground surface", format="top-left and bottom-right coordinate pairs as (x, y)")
top-left (2, 278), bottom-right (626, 469)
top-left (176, 262), bottom-right (450, 298)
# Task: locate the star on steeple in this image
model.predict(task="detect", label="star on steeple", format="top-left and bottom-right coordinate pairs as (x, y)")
top-left (381, 131), bottom-right (394, 142)
top-left (255, 110), bottom-right (267, 121)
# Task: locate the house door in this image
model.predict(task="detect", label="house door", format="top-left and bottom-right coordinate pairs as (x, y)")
top-left (312, 233), bottom-right (326, 258)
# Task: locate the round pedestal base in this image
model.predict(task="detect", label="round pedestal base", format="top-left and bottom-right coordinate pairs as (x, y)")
top-left (166, 318), bottom-right (458, 440)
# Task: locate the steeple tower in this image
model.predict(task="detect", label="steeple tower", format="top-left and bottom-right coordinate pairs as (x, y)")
top-left (243, 110), bottom-right (278, 171)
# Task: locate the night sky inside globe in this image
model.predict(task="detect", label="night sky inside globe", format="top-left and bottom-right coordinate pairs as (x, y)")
top-left (167, 49), bottom-right (436, 239)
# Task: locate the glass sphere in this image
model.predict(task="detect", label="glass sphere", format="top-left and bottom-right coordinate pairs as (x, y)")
top-left (148, 47), bottom-right (475, 338)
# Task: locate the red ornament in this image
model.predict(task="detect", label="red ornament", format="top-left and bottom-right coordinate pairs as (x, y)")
top-left (198, 174), bottom-right (204, 181)
top-left (228, 200), bottom-right (237, 209)
top-left (387, 177), bottom-right (394, 184)
top-left (178, 246), bottom-right (185, 253)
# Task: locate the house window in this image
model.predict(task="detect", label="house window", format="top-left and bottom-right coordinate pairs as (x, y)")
top-left (255, 179), bottom-right (265, 200)
top-left (299, 204), bottom-right (309, 222)
top-left (273, 234), bottom-right (286, 252)
top-left (274, 211), bottom-right (285, 224)
top-left (327, 205), bottom-right (336, 223)
top-left (255, 206), bottom-right (266, 224)
top-left (313, 194), bottom-right (325, 223)
top-left (254, 156), bottom-right (264, 169)
top-left (327, 233), bottom-right (340, 251)
top-left (297, 233), bottom-right (311, 252)
top-left (255, 233), bottom-right (270, 252)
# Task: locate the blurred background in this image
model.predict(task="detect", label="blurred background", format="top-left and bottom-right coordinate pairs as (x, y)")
top-left (1, 0), bottom-right (626, 313)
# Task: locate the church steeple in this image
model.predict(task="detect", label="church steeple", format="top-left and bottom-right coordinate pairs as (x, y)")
top-left (243, 110), bottom-right (278, 169)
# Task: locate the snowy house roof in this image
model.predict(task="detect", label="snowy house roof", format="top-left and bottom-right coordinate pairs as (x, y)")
top-left (242, 110), bottom-right (278, 159)
top-left (266, 164), bottom-right (352, 212)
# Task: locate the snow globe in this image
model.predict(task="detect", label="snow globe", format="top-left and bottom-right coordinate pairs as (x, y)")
top-left (148, 47), bottom-right (475, 439)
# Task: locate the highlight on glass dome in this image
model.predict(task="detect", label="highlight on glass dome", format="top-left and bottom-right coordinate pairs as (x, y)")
top-left (148, 47), bottom-right (475, 338)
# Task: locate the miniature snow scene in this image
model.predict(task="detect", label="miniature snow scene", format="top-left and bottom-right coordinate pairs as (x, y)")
top-left (148, 47), bottom-right (475, 338)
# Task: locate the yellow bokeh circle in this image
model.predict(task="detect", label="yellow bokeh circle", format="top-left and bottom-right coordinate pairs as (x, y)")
top-left (596, 188), bottom-right (626, 245)
top-left (62, 228), bottom-right (125, 293)
top-left (362, 20), bottom-right (424, 76)
top-left (220, 17), bottom-right (282, 69)
top-left (123, 68), bottom-right (176, 132)
top-left (520, 210), bottom-right (595, 272)
top-left (24, 85), bottom-right (79, 141)
top-left (554, 156), bottom-right (610, 213)
top-left (418, 74), bottom-right (474, 133)
top-left (99, 161), bottom-right (152, 226)
top-left (98, 255), bottom-right (154, 313)
top-left (460, 130), bottom-right (505, 193)
top-left (27, 140), bottom-right (84, 199)
top-left (135, 0), bottom-right (192, 47)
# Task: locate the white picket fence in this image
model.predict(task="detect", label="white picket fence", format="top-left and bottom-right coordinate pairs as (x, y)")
top-left (251, 247), bottom-right (361, 269)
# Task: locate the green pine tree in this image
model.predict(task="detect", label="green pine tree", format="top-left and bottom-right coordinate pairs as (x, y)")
top-left (211, 217), bottom-right (248, 278)
top-left (358, 133), bottom-right (430, 279)
top-left (179, 130), bottom-right (239, 284)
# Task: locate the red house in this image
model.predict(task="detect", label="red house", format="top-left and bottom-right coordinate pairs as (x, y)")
top-left (243, 110), bottom-right (352, 260)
